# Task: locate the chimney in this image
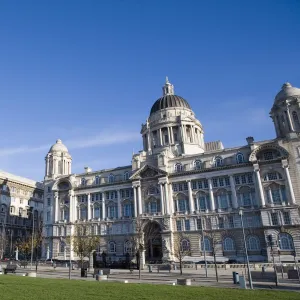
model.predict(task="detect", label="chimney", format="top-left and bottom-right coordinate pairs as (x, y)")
top-left (246, 137), bottom-right (254, 145)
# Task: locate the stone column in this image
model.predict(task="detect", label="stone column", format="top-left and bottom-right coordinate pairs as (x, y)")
top-left (117, 190), bottom-right (122, 219)
top-left (229, 175), bottom-right (238, 209)
top-left (69, 191), bottom-right (74, 222)
top-left (159, 128), bottom-right (163, 146)
top-left (138, 185), bottom-right (142, 215)
top-left (164, 183), bottom-right (170, 215)
top-left (170, 126), bottom-right (174, 144)
top-left (187, 181), bottom-right (195, 213)
top-left (133, 187), bottom-right (137, 217)
top-left (253, 164), bottom-right (266, 207)
top-left (286, 105), bottom-right (295, 131)
top-left (282, 161), bottom-right (296, 204)
top-left (87, 194), bottom-right (91, 220)
top-left (159, 183), bottom-right (165, 215)
top-left (46, 159), bottom-right (49, 176)
top-left (102, 193), bottom-right (106, 220)
top-left (54, 192), bottom-right (59, 222)
top-left (268, 188), bottom-right (273, 206)
top-left (207, 179), bottom-right (215, 211)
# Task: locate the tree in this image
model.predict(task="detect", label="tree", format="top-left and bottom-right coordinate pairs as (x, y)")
top-left (131, 217), bottom-right (160, 279)
top-left (172, 233), bottom-right (191, 275)
top-left (71, 224), bottom-right (100, 270)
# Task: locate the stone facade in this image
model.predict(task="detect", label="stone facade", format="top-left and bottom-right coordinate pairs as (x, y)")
top-left (0, 170), bottom-right (44, 259)
top-left (43, 79), bottom-right (300, 264)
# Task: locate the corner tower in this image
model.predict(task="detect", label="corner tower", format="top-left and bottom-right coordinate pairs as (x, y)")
top-left (141, 78), bottom-right (205, 156)
top-left (45, 139), bottom-right (72, 179)
top-left (270, 82), bottom-right (300, 139)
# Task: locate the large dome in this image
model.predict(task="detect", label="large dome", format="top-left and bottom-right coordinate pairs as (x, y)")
top-left (150, 94), bottom-right (191, 115)
top-left (49, 139), bottom-right (68, 153)
top-left (275, 82), bottom-right (300, 104)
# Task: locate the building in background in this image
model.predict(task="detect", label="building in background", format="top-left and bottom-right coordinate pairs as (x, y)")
top-left (43, 79), bottom-right (300, 264)
top-left (0, 171), bottom-right (44, 259)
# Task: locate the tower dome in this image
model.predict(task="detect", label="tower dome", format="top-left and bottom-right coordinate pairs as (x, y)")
top-left (149, 77), bottom-right (192, 115)
top-left (49, 139), bottom-right (69, 153)
top-left (274, 82), bottom-right (300, 104)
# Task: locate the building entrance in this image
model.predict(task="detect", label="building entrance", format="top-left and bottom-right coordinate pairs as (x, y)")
top-left (143, 221), bottom-right (162, 263)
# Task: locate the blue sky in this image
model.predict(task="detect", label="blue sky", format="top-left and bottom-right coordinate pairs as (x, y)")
top-left (0, 0), bottom-right (299, 181)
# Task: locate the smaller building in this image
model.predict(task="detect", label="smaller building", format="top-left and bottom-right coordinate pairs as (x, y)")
top-left (0, 170), bottom-right (44, 259)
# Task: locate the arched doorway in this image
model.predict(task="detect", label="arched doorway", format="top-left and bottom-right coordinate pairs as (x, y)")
top-left (143, 221), bottom-right (162, 263)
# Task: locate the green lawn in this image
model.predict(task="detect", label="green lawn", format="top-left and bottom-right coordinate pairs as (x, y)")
top-left (0, 276), bottom-right (298, 300)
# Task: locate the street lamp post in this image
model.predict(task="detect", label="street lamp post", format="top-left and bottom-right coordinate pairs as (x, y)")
top-left (29, 207), bottom-right (35, 270)
top-left (200, 214), bottom-right (208, 278)
top-left (239, 209), bottom-right (253, 289)
top-left (68, 224), bottom-right (72, 280)
top-left (267, 234), bottom-right (278, 287)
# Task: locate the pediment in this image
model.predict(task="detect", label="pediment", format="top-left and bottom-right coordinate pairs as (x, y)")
top-left (130, 164), bottom-right (167, 180)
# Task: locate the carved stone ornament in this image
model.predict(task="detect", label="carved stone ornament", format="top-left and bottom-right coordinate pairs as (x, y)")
top-left (140, 168), bottom-right (158, 179)
top-left (161, 218), bottom-right (170, 230)
top-left (54, 192), bottom-right (58, 198)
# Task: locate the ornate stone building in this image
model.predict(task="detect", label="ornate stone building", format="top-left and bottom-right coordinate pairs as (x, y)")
top-left (43, 79), bottom-right (300, 263)
top-left (0, 170), bottom-right (44, 259)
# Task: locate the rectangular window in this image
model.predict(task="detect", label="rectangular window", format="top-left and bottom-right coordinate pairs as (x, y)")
top-left (164, 134), bottom-right (169, 144)
top-left (282, 212), bottom-right (291, 225)
top-left (218, 217), bottom-right (224, 229)
top-left (234, 176), bottom-right (240, 185)
top-left (225, 177), bottom-right (230, 186)
top-left (183, 182), bottom-right (188, 190)
top-left (219, 178), bottom-right (224, 187)
top-left (184, 220), bottom-right (190, 231)
top-left (197, 218), bottom-right (203, 230)
top-left (192, 181), bottom-right (197, 190)
top-left (20, 199), bottom-right (23, 204)
top-left (47, 187), bottom-right (51, 193)
top-left (178, 184), bottom-right (183, 191)
top-left (46, 211), bottom-right (50, 221)
top-left (212, 178), bottom-right (218, 188)
top-left (176, 220), bottom-right (182, 231)
top-left (203, 179), bottom-right (208, 189)
top-left (172, 184), bottom-right (178, 192)
top-left (247, 173), bottom-right (253, 183)
top-left (121, 190), bottom-right (125, 198)
top-left (241, 175), bottom-right (246, 184)
top-left (271, 212), bottom-right (279, 226)
top-left (228, 216), bottom-right (234, 228)
top-left (197, 181), bottom-right (203, 189)
top-left (174, 133), bottom-right (178, 142)
top-left (125, 189), bottom-right (130, 198)
top-left (47, 198), bottom-right (51, 206)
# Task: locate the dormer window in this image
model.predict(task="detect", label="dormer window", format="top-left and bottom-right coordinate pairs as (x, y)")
top-left (95, 176), bottom-right (100, 185)
top-left (81, 178), bottom-right (86, 186)
top-left (214, 156), bottom-right (223, 167)
top-left (124, 172), bottom-right (130, 181)
top-left (236, 153), bottom-right (244, 164)
top-left (108, 174), bottom-right (114, 183)
top-left (174, 163), bottom-right (183, 173)
top-left (193, 160), bottom-right (202, 170)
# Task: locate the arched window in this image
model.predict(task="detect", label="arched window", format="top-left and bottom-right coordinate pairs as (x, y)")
top-left (265, 183), bottom-right (286, 205)
top-left (108, 241), bottom-right (116, 253)
top-left (174, 163), bottom-right (183, 173)
top-left (123, 201), bottom-right (133, 217)
top-left (246, 235), bottom-right (260, 251)
top-left (193, 160), bottom-right (202, 170)
top-left (196, 192), bottom-right (209, 211)
top-left (263, 172), bottom-right (282, 181)
top-left (175, 195), bottom-right (189, 212)
top-left (292, 111), bottom-right (300, 130)
top-left (94, 204), bottom-right (101, 219)
top-left (223, 237), bottom-right (235, 251)
top-left (236, 153), bottom-right (244, 164)
top-left (237, 186), bottom-right (254, 207)
top-left (145, 198), bottom-right (160, 214)
top-left (108, 174), bottom-right (114, 183)
top-left (180, 239), bottom-right (190, 252)
top-left (60, 241), bottom-right (65, 253)
top-left (201, 237), bottom-right (212, 251)
top-left (79, 205), bottom-right (87, 220)
top-left (124, 171), bottom-right (130, 181)
top-left (124, 240), bottom-right (133, 254)
top-left (95, 176), bottom-right (100, 185)
top-left (81, 178), bottom-right (86, 186)
top-left (278, 233), bottom-right (294, 250)
top-left (214, 156), bottom-right (223, 167)
top-left (215, 189), bottom-right (230, 209)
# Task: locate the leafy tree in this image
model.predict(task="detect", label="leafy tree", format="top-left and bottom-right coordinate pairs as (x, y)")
top-left (172, 232), bottom-right (191, 275)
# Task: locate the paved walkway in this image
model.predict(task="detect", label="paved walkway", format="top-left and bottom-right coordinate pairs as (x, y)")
top-left (5, 265), bottom-right (300, 292)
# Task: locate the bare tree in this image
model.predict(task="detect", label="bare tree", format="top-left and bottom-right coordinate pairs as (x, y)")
top-left (172, 232), bottom-right (191, 275)
top-left (131, 217), bottom-right (160, 279)
top-left (71, 224), bottom-right (100, 270)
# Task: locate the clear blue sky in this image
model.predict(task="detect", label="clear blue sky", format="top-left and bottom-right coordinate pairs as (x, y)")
top-left (0, 0), bottom-right (299, 181)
